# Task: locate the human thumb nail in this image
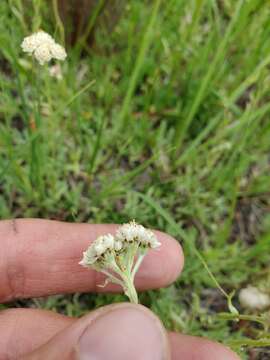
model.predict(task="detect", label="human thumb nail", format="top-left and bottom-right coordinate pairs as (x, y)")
top-left (78, 304), bottom-right (169, 360)
top-left (22, 304), bottom-right (170, 360)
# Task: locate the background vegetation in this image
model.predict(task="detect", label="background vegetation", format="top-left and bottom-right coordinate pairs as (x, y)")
top-left (1, 0), bottom-right (270, 358)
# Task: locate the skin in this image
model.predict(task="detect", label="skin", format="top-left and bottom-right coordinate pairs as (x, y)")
top-left (0, 219), bottom-right (240, 359)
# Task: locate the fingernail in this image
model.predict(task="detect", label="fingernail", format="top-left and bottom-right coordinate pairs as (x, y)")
top-left (78, 306), bottom-right (168, 360)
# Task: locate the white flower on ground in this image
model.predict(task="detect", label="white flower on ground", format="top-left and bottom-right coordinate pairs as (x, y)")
top-left (239, 286), bottom-right (270, 310)
top-left (21, 31), bottom-right (67, 65)
top-left (79, 221), bottom-right (161, 303)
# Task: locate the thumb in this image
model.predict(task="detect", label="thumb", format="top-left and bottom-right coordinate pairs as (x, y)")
top-left (22, 303), bottom-right (170, 360)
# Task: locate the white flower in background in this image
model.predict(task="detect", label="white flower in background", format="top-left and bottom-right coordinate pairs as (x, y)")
top-left (79, 221), bottom-right (161, 303)
top-left (239, 286), bottom-right (270, 310)
top-left (50, 43), bottom-right (67, 61)
top-left (34, 44), bottom-right (52, 65)
top-left (21, 31), bottom-right (54, 53)
top-left (49, 64), bottom-right (63, 80)
top-left (21, 31), bottom-right (67, 65)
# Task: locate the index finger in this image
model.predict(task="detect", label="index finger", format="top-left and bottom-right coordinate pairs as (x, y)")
top-left (0, 219), bottom-right (184, 302)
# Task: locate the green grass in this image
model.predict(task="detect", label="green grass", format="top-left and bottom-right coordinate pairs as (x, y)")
top-left (1, 1), bottom-right (270, 358)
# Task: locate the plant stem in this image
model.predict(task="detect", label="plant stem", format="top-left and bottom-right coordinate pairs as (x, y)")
top-left (29, 62), bottom-right (44, 197)
top-left (52, 0), bottom-right (65, 45)
top-left (100, 269), bottom-right (124, 287)
top-left (124, 273), bottom-right (138, 304)
top-left (131, 253), bottom-right (145, 281)
top-left (104, 249), bottom-right (140, 303)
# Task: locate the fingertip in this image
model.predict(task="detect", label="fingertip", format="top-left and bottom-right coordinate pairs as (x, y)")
top-left (135, 231), bottom-right (184, 289)
top-left (24, 303), bottom-right (170, 360)
top-left (156, 231), bottom-right (184, 285)
top-left (169, 333), bottom-right (241, 360)
top-left (0, 219), bottom-right (185, 300)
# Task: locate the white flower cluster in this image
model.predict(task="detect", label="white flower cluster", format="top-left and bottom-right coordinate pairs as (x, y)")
top-left (79, 221), bottom-right (160, 267)
top-left (21, 31), bottom-right (67, 65)
top-left (239, 286), bottom-right (270, 310)
top-left (116, 220), bottom-right (161, 249)
top-left (79, 234), bottom-right (122, 266)
top-left (79, 221), bottom-right (161, 303)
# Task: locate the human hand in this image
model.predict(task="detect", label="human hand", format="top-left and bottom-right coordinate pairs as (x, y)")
top-left (0, 219), bottom-right (240, 359)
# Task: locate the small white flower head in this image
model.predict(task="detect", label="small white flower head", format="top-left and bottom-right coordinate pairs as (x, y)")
top-left (116, 220), bottom-right (161, 249)
top-left (103, 234), bottom-right (115, 250)
top-left (21, 31), bottom-right (53, 53)
top-left (94, 240), bottom-right (106, 256)
top-left (21, 31), bottom-right (67, 65)
top-left (21, 31), bottom-right (54, 53)
top-left (239, 286), bottom-right (270, 310)
top-left (114, 240), bottom-right (123, 251)
top-left (34, 44), bottom-right (52, 65)
top-left (79, 234), bottom-right (116, 267)
top-left (50, 43), bottom-right (67, 61)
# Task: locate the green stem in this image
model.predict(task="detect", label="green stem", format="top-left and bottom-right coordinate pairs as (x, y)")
top-left (103, 249), bottom-right (139, 303)
top-left (76, 0), bottom-right (105, 56)
top-left (52, 0), bottom-right (65, 45)
top-left (100, 269), bottom-right (124, 287)
top-left (123, 274), bottom-right (138, 304)
top-left (131, 253), bottom-right (145, 281)
top-left (108, 259), bottom-right (139, 303)
top-left (125, 243), bottom-right (139, 273)
top-left (29, 62), bottom-right (44, 197)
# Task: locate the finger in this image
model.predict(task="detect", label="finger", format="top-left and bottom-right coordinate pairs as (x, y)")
top-left (169, 332), bottom-right (240, 360)
top-left (0, 309), bottom-right (73, 359)
top-left (21, 304), bottom-right (170, 360)
top-left (0, 219), bottom-right (183, 302)
top-left (0, 308), bottom-right (240, 359)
